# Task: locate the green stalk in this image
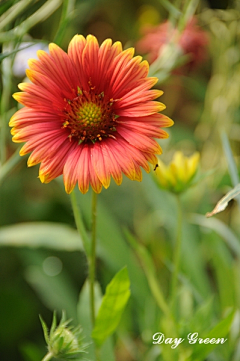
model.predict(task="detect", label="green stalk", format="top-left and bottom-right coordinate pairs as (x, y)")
top-left (53, 0), bottom-right (76, 45)
top-left (69, 189), bottom-right (98, 360)
top-left (159, 0), bottom-right (181, 18)
top-left (0, 146), bottom-right (22, 185)
top-left (170, 194), bottom-right (183, 314)
top-left (70, 189), bottom-right (90, 256)
top-left (0, 43), bottom-right (13, 165)
top-left (179, 0), bottom-right (200, 31)
top-left (89, 191), bottom-right (97, 326)
top-left (69, 189), bottom-right (98, 329)
top-left (42, 352), bottom-right (53, 361)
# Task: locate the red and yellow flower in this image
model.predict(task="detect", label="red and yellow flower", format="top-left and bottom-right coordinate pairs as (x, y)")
top-left (10, 34), bottom-right (173, 194)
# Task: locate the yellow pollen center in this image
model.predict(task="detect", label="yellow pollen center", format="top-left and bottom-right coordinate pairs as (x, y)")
top-left (77, 102), bottom-right (102, 126)
top-left (62, 87), bottom-right (118, 143)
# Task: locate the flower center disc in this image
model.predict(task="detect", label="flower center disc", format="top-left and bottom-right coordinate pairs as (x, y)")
top-left (78, 102), bottom-right (102, 125)
top-left (63, 88), bottom-right (117, 143)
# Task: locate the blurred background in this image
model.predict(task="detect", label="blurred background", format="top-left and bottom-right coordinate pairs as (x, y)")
top-left (1, 0), bottom-right (240, 360)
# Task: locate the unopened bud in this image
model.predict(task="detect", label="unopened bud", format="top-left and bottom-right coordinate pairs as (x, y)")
top-left (153, 151), bottom-right (200, 194)
top-left (40, 311), bottom-right (87, 361)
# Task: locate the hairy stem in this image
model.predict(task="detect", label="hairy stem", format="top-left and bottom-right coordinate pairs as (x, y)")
top-left (42, 352), bottom-right (53, 361)
top-left (70, 189), bottom-right (90, 256)
top-left (89, 191), bottom-right (97, 326)
top-left (170, 194), bottom-right (183, 313)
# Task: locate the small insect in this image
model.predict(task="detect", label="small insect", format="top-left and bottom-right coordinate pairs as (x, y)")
top-left (154, 164), bottom-right (159, 171)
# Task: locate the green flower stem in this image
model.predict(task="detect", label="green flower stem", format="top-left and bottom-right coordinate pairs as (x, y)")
top-left (69, 189), bottom-right (98, 330)
top-left (179, 0), bottom-right (200, 32)
top-left (145, 261), bottom-right (172, 318)
top-left (54, 0), bottom-right (76, 45)
top-left (1, 43), bottom-right (13, 165)
top-left (70, 189), bottom-right (90, 256)
top-left (125, 230), bottom-right (172, 318)
top-left (158, 0), bottom-right (181, 18)
top-left (0, 146), bottom-right (22, 185)
top-left (89, 191), bottom-right (98, 326)
top-left (42, 352), bottom-right (53, 361)
top-left (170, 194), bottom-right (183, 313)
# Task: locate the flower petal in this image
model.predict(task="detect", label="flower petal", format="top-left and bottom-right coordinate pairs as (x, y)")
top-left (91, 142), bottom-right (111, 189)
top-left (116, 118), bottom-right (169, 138)
top-left (63, 146), bottom-right (83, 194)
top-left (99, 140), bottom-right (123, 185)
top-left (116, 125), bottom-right (162, 154)
top-left (39, 139), bottom-right (78, 183)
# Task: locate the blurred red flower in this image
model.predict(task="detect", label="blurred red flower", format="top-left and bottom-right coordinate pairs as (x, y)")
top-left (137, 18), bottom-right (209, 70)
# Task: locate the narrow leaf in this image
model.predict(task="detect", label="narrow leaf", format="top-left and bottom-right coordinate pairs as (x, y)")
top-left (0, 43), bottom-right (35, 61)
top-left (0, 0), bottom-right (34, 32)
top-left (206, 183), bottom-right (240, 217)
top-left (191, 309), bottom-right (234, 361)
top-left (0, 222), bottom-right (83, 251)
top-left (190, 213), bottom-right (240, 257)
top-left (221, 131), bottom-right (239, 186)
top-left (77, 280), bottom-right (115, 361)
top-left (50, 311), bottom-right (57, 337)
top-left (39, 315), bottom-right (49, 344)
top-left (91, 267), bottom-right (130, 347)
top-left (0, 146), bottom-right (22, 183)
top-left (125, 229), bottom-right (171, 317)
top-left (221, 131), bottom-right (240, 209)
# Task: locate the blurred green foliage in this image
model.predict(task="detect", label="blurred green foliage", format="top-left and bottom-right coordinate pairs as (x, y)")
top-left (1, 0), bottom-right (240, 361)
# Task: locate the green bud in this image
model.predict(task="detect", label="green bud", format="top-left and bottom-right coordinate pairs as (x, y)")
top-left (40, 311), bottom-right (87, 361)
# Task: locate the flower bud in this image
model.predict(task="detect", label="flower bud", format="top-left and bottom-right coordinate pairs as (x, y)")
top-left (153, 151), bottom-right (200, 194)
top-left (40, 311), bottom-right (87, 361)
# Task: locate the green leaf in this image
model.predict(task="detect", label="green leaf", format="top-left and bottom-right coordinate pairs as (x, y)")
top-left (0, 0), bottom-right (62, 43)
top-left (39, 315), bottom-right (49, 344)
top-left (50, 311), bottom-right (57, 337)
top-left (125, 229), bottom-right (171, 317)
top-left (210, 237), bottom-right (236, 311)
top-left (221, 131), bottom-right (240, 186)
top-left (0, 222), bottom-right (83, 251)
top-left (188, 297), bottom-right (215, 333)
top-left (0, 0), bottom-right (34, 32)
top-left (0, 43), bottom-right (35, 62)
top-left (77, 280), bottom-right (115, 361)
top-left (206, 183), bottom-right (240, 217)
top-left (0, 146), bottom-right (23, 184)
top-left (191, 309), bottom-right (235, 361)
top-left (91, 267), bottom-right (131, 347)
top-left (190, 213), bottom-right (240, 258)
